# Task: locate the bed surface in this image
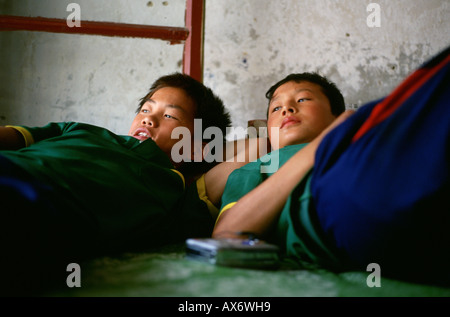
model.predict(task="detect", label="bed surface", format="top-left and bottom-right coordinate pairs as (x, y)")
top-left (43, 243), bottom-right (450, 297)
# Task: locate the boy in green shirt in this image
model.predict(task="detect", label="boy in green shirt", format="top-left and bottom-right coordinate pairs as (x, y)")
top-left (214, 73), bottom-right (350, 270)
top-left (0, 72), bottom-right (265, 294)
top-left (214, 46), bottom-right (450, 286)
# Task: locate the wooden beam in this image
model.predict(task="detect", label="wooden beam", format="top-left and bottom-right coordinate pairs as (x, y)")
top-left (0, 14), bottom-right (189, 43)
top-left (183, 0), bottom-right (205, 82)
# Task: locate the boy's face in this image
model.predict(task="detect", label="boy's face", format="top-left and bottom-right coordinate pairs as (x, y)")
top-left (267, 81), bottom-right (336, 150)
top-left (128, 87), bottom-right (196, 159)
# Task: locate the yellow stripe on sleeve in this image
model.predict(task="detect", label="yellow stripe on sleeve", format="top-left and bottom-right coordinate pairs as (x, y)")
top-left (170, 169), bottom-right (185, 188)
top-left (215, 202), bottom-right (237, 225)
top-left (5, 125), bottom-right (35, 147)
top-left (196, 174), bottom-right (219, 219)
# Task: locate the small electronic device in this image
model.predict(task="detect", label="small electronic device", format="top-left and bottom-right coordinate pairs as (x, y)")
top-left (185, 238), bottom-right (280, 269)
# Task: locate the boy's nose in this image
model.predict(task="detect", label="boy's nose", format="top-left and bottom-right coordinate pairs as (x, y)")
top-left (282, 106), bottom-right (296, 116)
top-left (141, 115), bottom-right (156, 127)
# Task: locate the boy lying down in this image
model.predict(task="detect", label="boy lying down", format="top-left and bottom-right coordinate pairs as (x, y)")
top-left (0, 72), bottom-right (269, 293)
top-left (214, 47), bottom-right (450, 286)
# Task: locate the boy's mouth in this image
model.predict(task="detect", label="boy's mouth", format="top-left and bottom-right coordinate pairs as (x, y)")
top-left (280, 117), bottom-right (300, 129)
top-left (133, 127), bottom-right (152, 141)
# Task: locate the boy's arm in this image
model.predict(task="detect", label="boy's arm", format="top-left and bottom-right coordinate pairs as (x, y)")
top-left (212, 111), bottom-right (355, 239)
top-left (203, 137), bottom-right (271, 213)
top-left (0, 126), bottom-right (26, 150)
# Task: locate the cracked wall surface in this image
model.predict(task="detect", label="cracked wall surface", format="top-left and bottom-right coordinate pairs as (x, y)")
top-left (203, 0), bottom-right (450, 138)
top-left (0, 0), bottom-right (185, 134)
top-left (1, 0), bottom-right (449, 138)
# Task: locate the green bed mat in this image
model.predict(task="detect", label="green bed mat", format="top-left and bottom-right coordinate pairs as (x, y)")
top-left (42, 243), bottom-right (450, 297)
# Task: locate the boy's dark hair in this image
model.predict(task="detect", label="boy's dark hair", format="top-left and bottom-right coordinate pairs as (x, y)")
top-left (265, 72), bottom-right (345, 117)
top-left (137, 72), bottom-right (231, 143)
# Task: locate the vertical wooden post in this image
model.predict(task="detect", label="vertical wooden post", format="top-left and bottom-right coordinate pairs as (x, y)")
top-left (183, 0), bottom-right (205, 82)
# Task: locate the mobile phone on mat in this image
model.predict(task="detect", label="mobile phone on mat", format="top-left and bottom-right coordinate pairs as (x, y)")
top-left (185, 238), bottom-right (280, 269)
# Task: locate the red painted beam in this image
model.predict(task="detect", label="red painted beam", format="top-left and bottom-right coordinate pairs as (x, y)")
top-left (0, 14), bottom-right (189, 43)
top-left (183, 0), bottom-right (205, 82)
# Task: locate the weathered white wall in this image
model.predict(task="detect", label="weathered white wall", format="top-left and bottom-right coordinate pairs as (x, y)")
top-left (203, 0), bottom-right (450, 137)
top-left (1, 0), bottom-right (449, 138)
top-left (0, 0), bottom-right (186, 135)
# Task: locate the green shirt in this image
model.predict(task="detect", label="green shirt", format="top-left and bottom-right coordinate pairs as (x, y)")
top-left (219, 144), bottom-right (342, 269)
top-left (2, 122), bottom-right (214, 253)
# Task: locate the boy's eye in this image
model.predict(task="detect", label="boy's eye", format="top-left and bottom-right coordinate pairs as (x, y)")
top-left (164, 114), bottom-right (177, 120)
top-left (272, 106), bottom-right (281, 112)
top-left (141, 109), bottom-right (149, 113)
top-left (298, 98), bottom-right (308, 103)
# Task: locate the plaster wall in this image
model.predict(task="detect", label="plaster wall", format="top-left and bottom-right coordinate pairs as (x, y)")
top-left (1, 0), bottom-right (449, 138)
top-left (0, 0), bottom-right (185, 134)
top-left (203, 0), bottom-right (450, 138)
